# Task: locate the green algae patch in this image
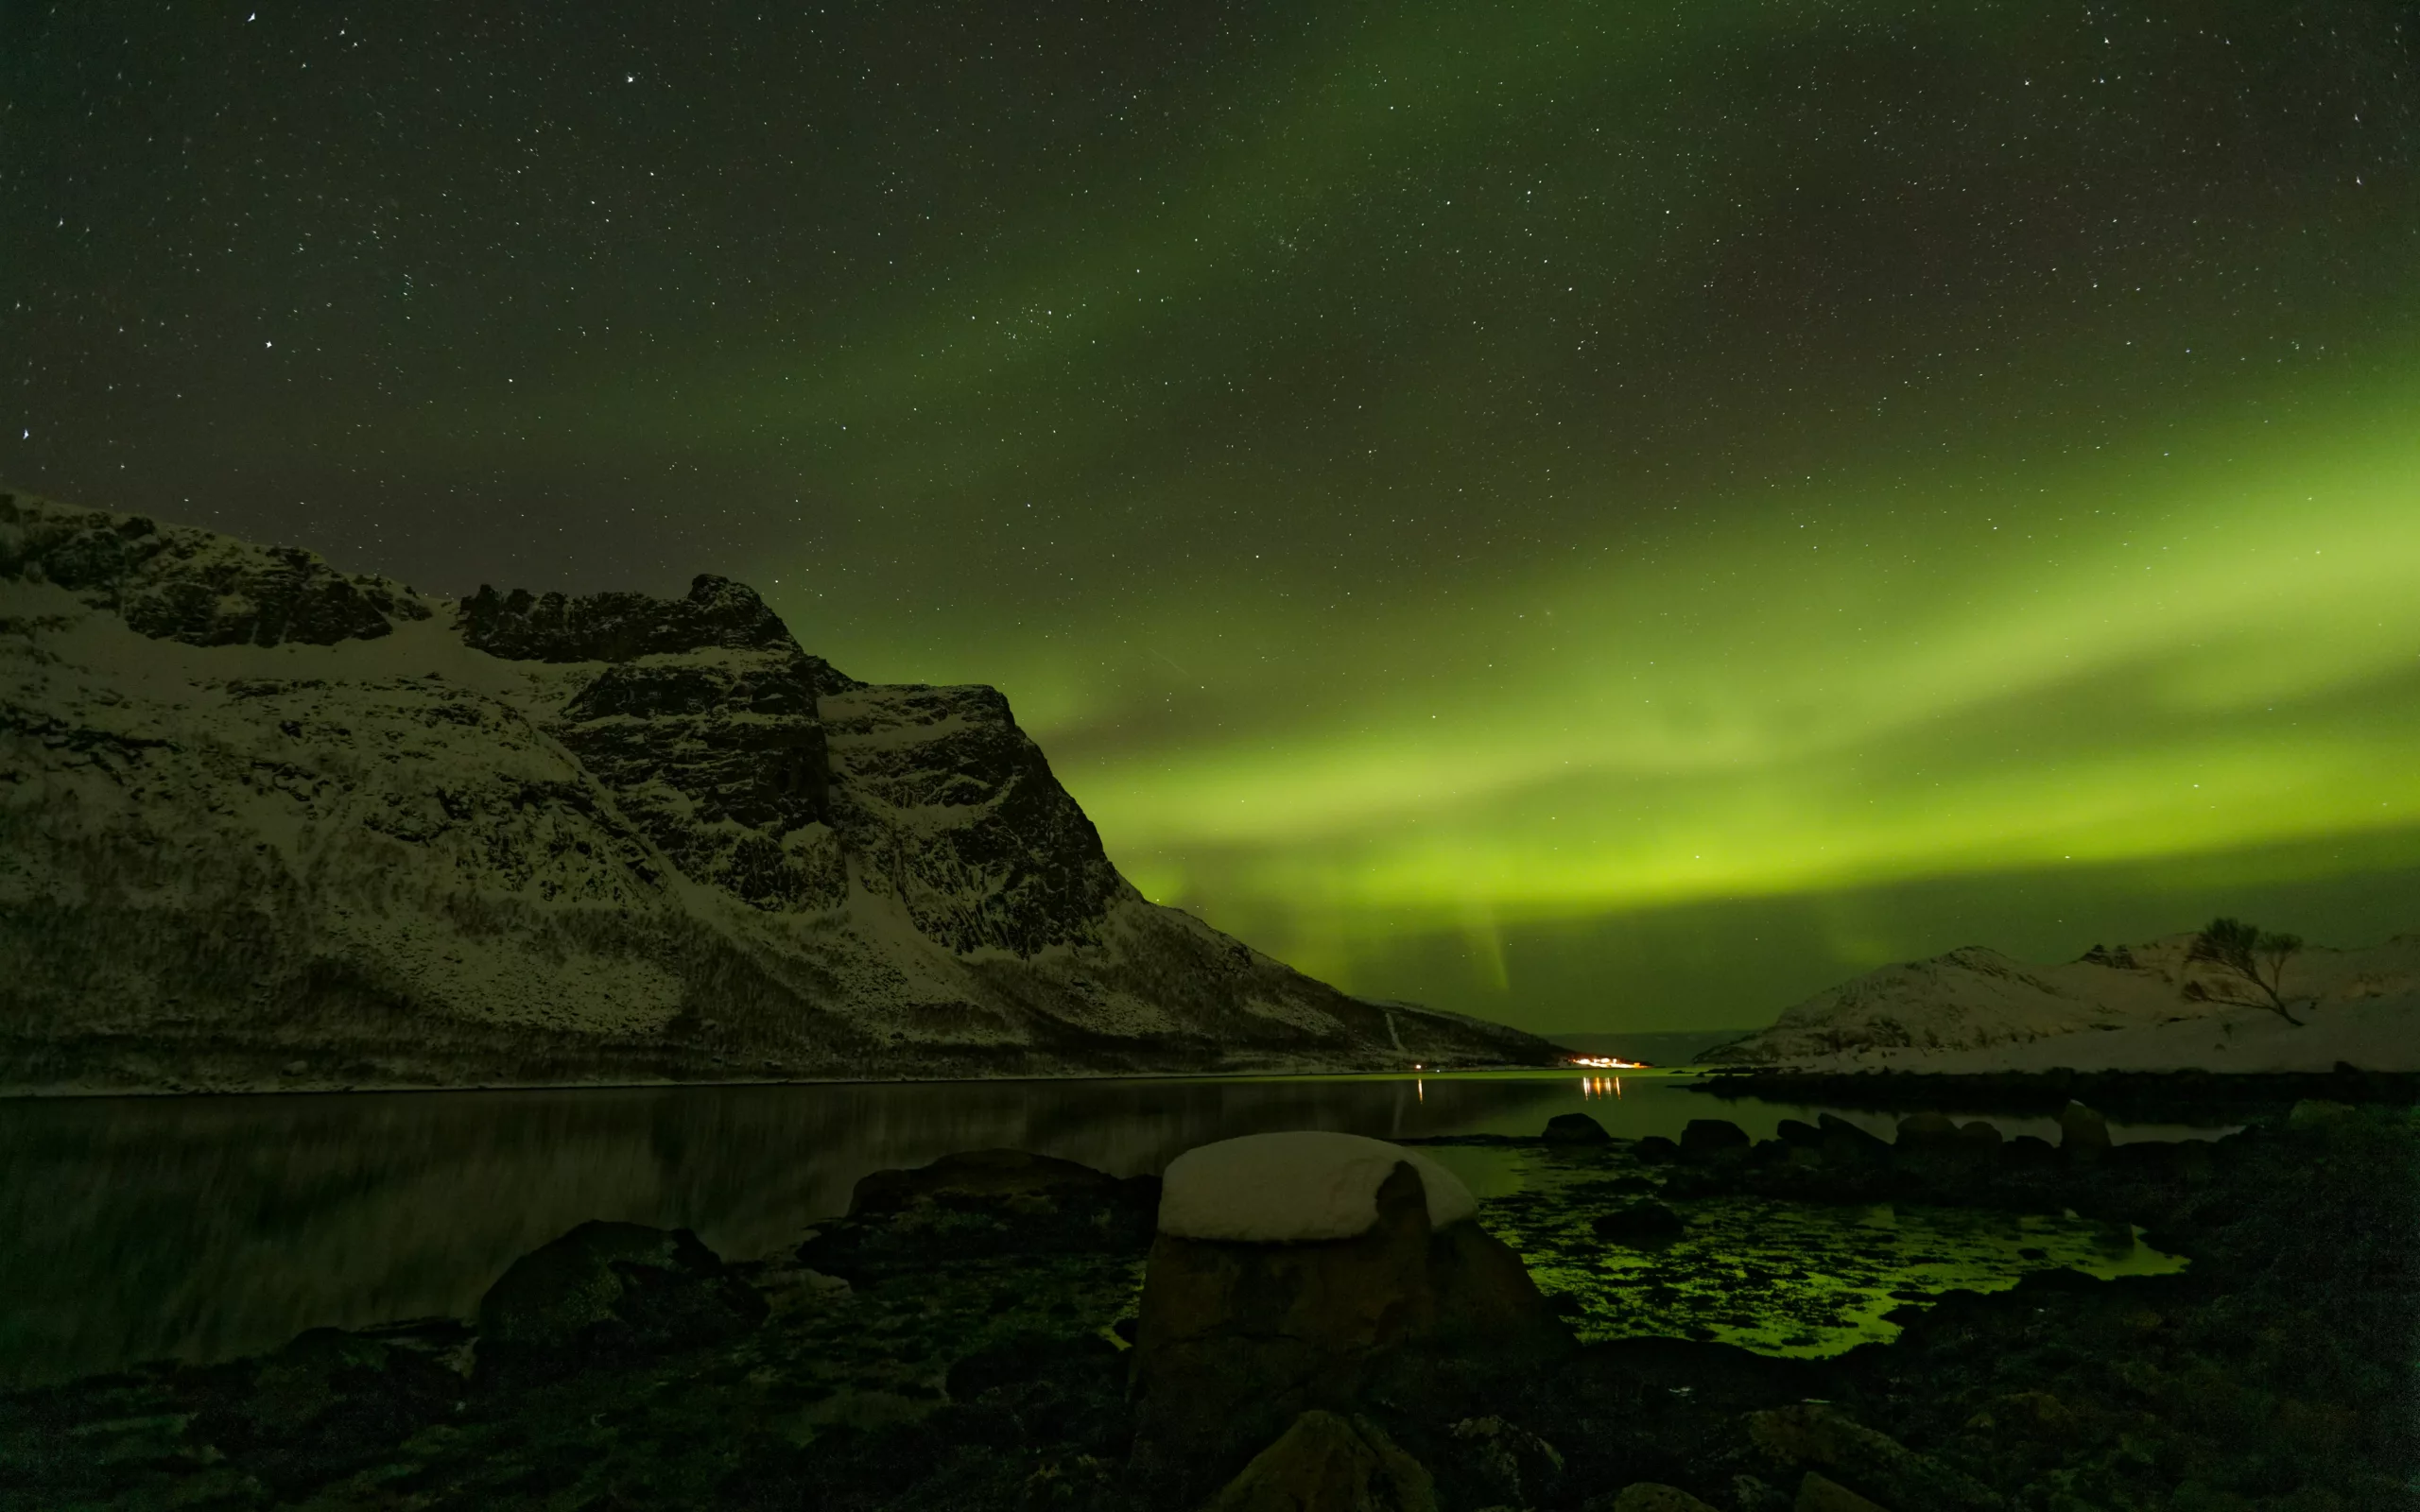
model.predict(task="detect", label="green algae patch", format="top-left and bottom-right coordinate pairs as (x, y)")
top-left (1470, 1148), bottom-right (2187, 1358)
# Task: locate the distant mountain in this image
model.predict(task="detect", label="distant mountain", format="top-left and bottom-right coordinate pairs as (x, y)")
top-left (1543, 1029), bottom-right (1757, 1066)
top-left (1702, 929), bottom-right (2420, 1074)
top-left (0, 490), bottom-right (1563, 1091)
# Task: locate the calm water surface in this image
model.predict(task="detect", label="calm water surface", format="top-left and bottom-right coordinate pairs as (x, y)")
top-left (0, 1072), bottom-right (2223, 1385)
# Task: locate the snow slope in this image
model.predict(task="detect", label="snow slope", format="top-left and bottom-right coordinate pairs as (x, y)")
top-left (0, 490), bottom-right (1562, 1091)
top-left (1703, 930), bottom-right (2420, 1074)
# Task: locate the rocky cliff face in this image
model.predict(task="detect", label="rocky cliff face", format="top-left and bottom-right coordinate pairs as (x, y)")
top-left (0, 490), bottom-right (1559, 1091)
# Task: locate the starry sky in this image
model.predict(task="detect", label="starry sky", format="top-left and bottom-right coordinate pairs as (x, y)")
top-left (9, 1), bottom-right (2418, 1032)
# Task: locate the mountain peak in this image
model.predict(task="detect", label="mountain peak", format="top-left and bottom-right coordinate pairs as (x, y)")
top-left (1, 489), bottom-right (430, 648)
top-left (458, 574), bottom-right (823, 668)
top-left (1, 489), bottom-right (1561, 1091)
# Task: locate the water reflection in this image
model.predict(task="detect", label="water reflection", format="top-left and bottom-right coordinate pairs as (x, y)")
top-left (0, 1073), bottom-right (2226, 1385)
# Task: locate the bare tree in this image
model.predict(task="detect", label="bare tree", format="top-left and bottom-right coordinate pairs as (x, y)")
top-left (2183, 917), bottom-right (2308, 1025)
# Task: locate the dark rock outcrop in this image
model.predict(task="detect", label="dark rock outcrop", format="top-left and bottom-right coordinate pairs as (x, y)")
top-left (1795, 1469), bottom-right (1893, 1511)
top-left (847, 1147), bottom-right (1130, 1215)
top-left (2057, 1101), bottom-right (2112, 1153)
top-left (821, 681), bottom-right (1129, 954)
top-left (1893, 1111), bottom-right (1961, 1149)
top-left (1544, 1111), bottom-right (1613, 1143)
top-left (1679, 1118), bottom-right (1751, 1160)
top-left (1819, 1114), bottom-right (1891, 1167)
top-left (1202, 1409), bottom-right (1438, 1512)
top-left (465, 575), bottom-right (1131, 950)
top-left (1447, 1412), bottom-right (1567, 1507)
top-left (1744, 1403), bottom-right (2003, 1512)
top-left (185, 1323), bottom-right (467, 1495)
top-left (1, 491), bottom-right (428, 646)
top-left (457, 576), bottom-right (829, 666)
top-left (554, 657), bottom-right (846, 909)
top-left (799, 1150), bottom-right (1160, 1281)
top-left (475, 1221), bottom-right (766, 1374)
top-left (460, 576), bottom-right (861, 911)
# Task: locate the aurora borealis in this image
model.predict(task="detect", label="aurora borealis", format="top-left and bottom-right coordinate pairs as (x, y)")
top-left (8, 2), bottom-right (2417, 1029)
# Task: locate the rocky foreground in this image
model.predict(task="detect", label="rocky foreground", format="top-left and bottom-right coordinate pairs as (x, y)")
top-left (0, 490), bottom-right (1558, 1091)
top-left (4, 1099), bottom-right (2412, 1511)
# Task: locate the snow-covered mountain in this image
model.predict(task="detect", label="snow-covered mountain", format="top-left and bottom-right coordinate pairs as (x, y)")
top-left (0, 490), bottom-right (1562, 1091)
top-left (1703, 929), bottom-right (2420, 1074)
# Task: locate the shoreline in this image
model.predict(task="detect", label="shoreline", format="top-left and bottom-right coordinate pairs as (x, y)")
top-left (0, 1058), bottom-right (1597, 1103)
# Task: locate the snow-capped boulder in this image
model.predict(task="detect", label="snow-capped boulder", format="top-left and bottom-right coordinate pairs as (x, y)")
top-left (1130, 1134), bottom-right (1567, 1502)
top-left (1156, 1131), bottom-right (1478, 1242)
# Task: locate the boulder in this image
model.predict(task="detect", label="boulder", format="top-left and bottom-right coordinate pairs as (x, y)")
top-left (1796, 1470), bottom-right (1892, 1512)
top-left (1775, 1119), bottom-right (1824, 1148)
top-left (1131, 1133), bottom-right (1570, 1500)
top-left (1202, 1410), bottom-right (1437, 1512)
top-left (476, 1221), bottom-right (765, 1372)
top-left (2057, 1101), bottom-right (2112, 1154)
top-left (1893, 1112), bottom-right (1996, 1185)
top-left (1635, 1135), bottom-right (1682, 1164)
top-left (1817, 1114), bottom-right (1891, 1166)
top-left (1730, 1474), bottom-right (1793, 1511)
top-left (1679, 1119), bottom-right (1752, 1160)
top-left (1956, 1120), bottom-right (2005, 1152)
top-left (190, 1324), bottom-right (465, 1493)
top-left (1544, 1111), bottom-right (1614, 1143)
top-left (1448, 1414), bottom-right (1565, 1507)
top-left (2001, 1134), bottom-right (2058, 1167)
top-left (1893, 1112), bottom-right (1961, 1150)
top-left (847, 1147), bottom-right (1125, 1214)
top-left (801, 1149), bottom-right (1158, 1279)
top-left (1585, 1485), bottom-right (1722, 1512)
top-left (1746, 1404), bottom-right (2002, 1512)
top-left (1591, 1201), bottom-right (1685, 1242)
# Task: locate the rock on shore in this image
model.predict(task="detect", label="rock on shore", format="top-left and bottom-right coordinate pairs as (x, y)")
top-left (1132, 1132), bottom-right (1571, 1501)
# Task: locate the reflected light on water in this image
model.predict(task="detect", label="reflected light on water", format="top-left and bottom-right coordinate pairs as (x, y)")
top-left (0, 1073), bottom-right (2237, 1385)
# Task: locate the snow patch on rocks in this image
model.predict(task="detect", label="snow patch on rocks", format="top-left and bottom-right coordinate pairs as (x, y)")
top-left (1157, 1131), bottom-right (1478, 1242)
top-left (1708, 930), bottom-right (2420, 1073)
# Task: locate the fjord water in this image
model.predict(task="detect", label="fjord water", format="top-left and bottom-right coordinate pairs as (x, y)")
top-left (0, 1073), bottom-right (2217, 1385)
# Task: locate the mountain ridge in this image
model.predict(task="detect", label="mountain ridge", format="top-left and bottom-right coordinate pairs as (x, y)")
top-left (0, 490), bottom-right (1562, 1091)
top-left (1702, 927), bottom-right (2420, 1074)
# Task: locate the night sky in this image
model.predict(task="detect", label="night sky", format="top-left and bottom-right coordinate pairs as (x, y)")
top-left (9, 2), bottom-right (2418, 1032)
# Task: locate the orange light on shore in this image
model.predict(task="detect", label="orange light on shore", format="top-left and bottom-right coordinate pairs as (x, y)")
top-left (1568, 1055), bottom-right (1648, 1070)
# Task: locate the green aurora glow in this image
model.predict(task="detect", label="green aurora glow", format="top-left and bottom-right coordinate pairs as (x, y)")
top-left (9, 1), bottom-right (2416, 1027)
